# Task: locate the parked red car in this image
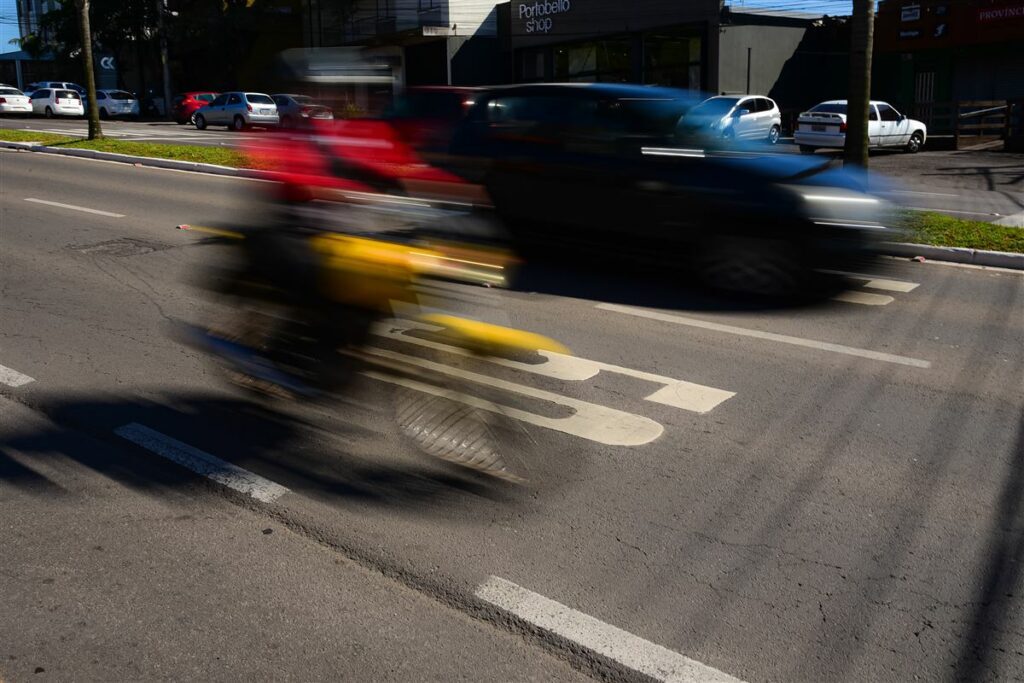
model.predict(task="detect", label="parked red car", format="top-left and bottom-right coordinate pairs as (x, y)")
top-left (172, 91), bottom-right (218, 125)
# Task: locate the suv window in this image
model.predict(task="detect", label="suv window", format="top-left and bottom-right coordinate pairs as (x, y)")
top-left (877, 103), bottom-right (901, 121)
top-left (210, 94), bottom-right (228, 107)
top-left (228, 94), bottom-right (242, 105)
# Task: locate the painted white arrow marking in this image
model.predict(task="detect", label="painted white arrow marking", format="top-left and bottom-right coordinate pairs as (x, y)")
top-left (375, 319), bottom-right (734, 414)
top-left (362, 347), bottom-right (664, 447)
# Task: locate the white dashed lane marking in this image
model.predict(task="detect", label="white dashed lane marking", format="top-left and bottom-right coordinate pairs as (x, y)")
top-left (475, 576), bottom-right (744, 683)
top-left (115, 423), bottom-right (289, 502)
top-left (24, 197), bottom-right (125, 218)
top-left (597, 303), bottom-right (932, 369)
top-left (0, 364), bottom-right (34, 387)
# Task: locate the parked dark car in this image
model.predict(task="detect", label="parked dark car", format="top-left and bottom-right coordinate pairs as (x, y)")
top-left (441, 83), bottom-right (891, 295)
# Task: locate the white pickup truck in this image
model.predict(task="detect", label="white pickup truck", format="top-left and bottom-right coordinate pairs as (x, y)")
top-left (795, 100), bottom-right (927, 154)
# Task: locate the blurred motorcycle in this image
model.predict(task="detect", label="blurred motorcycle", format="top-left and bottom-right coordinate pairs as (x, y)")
top-left (178, 184), bottom-right (566, 484)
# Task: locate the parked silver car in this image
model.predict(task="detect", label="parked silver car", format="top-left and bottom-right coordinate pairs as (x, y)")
top-left (194, 91), bottom-right (279, 131)
top-left (271, 94), bottom-right (333, 128)
top-left (95, 89), bottom-right (140, 119)
top-left (676, 95), bottom-right (783, 144)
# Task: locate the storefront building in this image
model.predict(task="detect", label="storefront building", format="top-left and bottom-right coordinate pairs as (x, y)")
top-left (874, 0), bottom-right (1024, 121)
top-left (507, 0), bottom-right (835, 117)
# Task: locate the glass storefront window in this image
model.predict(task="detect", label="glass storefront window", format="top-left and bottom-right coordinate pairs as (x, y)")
top-left (643, 32), bottom-right (702, 92)
top-left (553, 37), bottom-right (632, 83)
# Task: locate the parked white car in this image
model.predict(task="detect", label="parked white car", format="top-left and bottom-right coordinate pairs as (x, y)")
top-left (0, 85), bottom-right (32, 115)
top-left (795, 100), bottom-right (927, 153)
top-left (95, 89), bottom-right (140, 119)
top-left (194, 91), bottom-right (279, 131)
top-left (676, 95), bottom-right (783, 144)
top-left (30, 88), bottom-right (84, 117)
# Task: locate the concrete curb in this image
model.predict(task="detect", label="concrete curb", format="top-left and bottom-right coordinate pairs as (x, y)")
top-left (0, 139), bottom-right (265, 179)
top-left (881, 242), bottom-right (1024, 270)
top-left (7, 139), bottom-right (1024, 271)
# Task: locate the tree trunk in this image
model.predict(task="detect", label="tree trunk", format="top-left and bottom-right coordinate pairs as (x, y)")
top-left (844, 0), bottom-right (874, 168)
top-left (75, 0), bottom-right (103, 139)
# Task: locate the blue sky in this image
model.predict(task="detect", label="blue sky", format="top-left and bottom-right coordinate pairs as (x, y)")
top-left (1, 0), bottom-right (20, 54)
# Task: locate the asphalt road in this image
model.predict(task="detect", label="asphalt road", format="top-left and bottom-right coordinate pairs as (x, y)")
top-left (4, 116), bottom-right (1023, 224)
top-left (2, 150), bottom-right (1023, 682)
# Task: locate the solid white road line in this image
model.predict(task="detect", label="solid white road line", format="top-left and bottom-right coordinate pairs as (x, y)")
top-left (475, 576), bottom-right (744, 683)
top-left (888, 190), bottom-right (959, 197)
top-left (115, 423), bottom-right (289, 503)
top-left (24, 197), bottom-right (125, 218)
top-left (0, 364), bottom-right (34, 387)
top-left (597, 303), bottom-right (931, 369)
top-left (907, 206), bottom-right (1001, 217)
top-left (376, 320), bottom-right (735, 414)
top-left (831, 290), bottom-right (896, 306)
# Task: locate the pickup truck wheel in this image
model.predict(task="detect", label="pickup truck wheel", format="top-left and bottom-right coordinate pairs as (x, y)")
top-left (905, 131), bottom-right (923, 154)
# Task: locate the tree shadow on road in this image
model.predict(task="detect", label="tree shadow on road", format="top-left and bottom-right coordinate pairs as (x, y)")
top-left (953, 413), bottom-right (1024, 679)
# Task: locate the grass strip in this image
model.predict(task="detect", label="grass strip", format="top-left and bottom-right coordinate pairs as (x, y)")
top-left (0, 128), bottom-right (262, 168)
top-left (902, 211), bottom-right (1024, 253)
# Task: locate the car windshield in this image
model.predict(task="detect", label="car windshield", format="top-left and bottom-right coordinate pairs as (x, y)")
top-left (57, 90), bottom-right (80, 100)
top-left (107, 91), bottom-right (133, 100)
top-left (246, 94), bottom-right (273, 105)
top-left (809, 102), bottom-right (848, 114)
top-left (0, 87), bottom-right (23, 95)
top-left (687, 97), bottom-right (740, 117)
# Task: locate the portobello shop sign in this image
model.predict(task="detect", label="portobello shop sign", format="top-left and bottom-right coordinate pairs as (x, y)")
top-left (519, 0), bottom-right (572, 33)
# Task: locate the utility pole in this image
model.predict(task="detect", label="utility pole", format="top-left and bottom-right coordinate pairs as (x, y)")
top-left (75, 0), bottom-right (103, 139)
top-left (844, 0), bottom-right (874, 168)
top-left (155, 0), bottom-right (172, 119)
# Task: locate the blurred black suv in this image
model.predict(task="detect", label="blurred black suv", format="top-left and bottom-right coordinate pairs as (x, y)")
top-left (437, 83), bottom-right (891, 296)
